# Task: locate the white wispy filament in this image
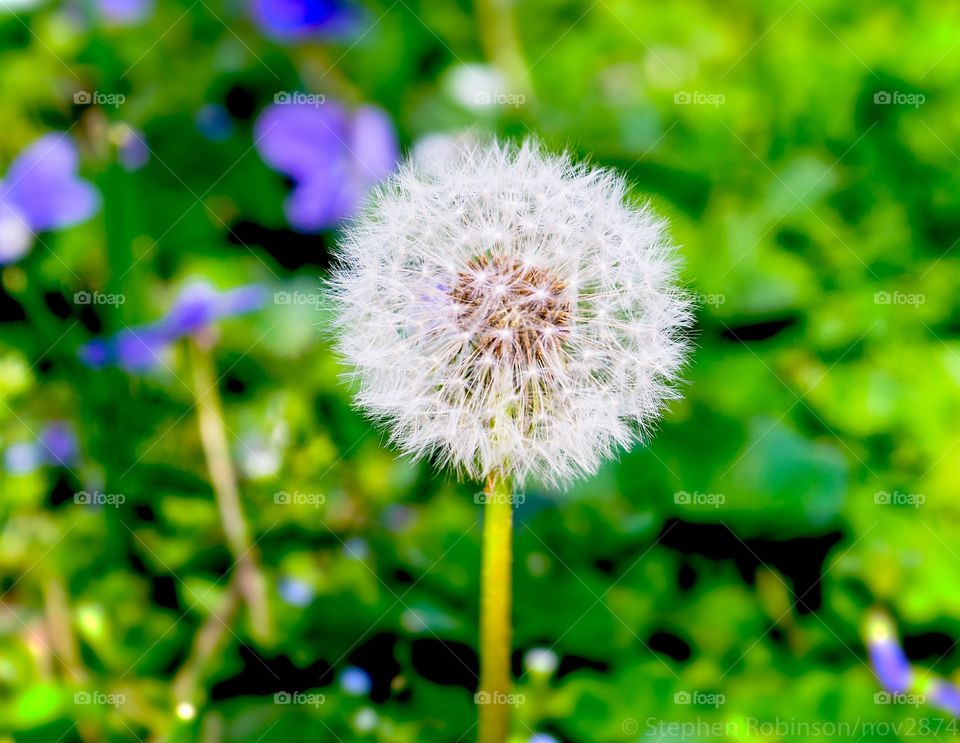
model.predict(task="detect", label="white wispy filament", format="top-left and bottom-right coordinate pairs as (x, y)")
top-left (331, 139), bottom-right (691, 488)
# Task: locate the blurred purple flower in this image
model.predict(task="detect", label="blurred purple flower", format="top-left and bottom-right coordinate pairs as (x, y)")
top-left (343, 537), bottom-right (370, 561)
top-left (163, 282), bottom-right (265, 336)
top-left (250, 0), bottom-right (358, 42)
top-left (5, 422), bottom-right (78, 474)
top-left (196, 104), bottom-right (234, 142)
top-left (79, 325), bottom-right (172, 372)
top-left (0, 134), bottom-right (100, 264)
top-left (278, 577), bottom-right (314, 607)
top-left (340, 666), bottom-right (371, 696)
top-left (96, 0), bottom-right (154, 25)
top-left (79, 281), bottom-right (266, 371)
top-left (255, 100), bottom-right (397, 231)
top-left (117, 127), bottom-right (150, 172)
top-left (866, 610), bottom-right (912, 694)
top-left (928, 681), bottom-right (960, 716)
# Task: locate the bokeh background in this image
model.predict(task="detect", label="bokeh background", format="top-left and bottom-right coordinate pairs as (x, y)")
top-left (1, 0), bottom-right (958, 740)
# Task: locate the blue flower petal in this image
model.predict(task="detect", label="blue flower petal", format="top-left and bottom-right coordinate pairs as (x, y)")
top-left (3, 134), bottom-right (100, 232)
top-left (340, 666), bottom-right (372, 696)
top-left (928, 681), bottom-right (960, 717)
top-left (250, 0), bottom-right (358, 42)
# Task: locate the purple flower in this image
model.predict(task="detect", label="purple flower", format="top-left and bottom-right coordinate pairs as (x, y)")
top-left (340, 666), bottom-right (372, 696)
top-left (5, 422), bottom-right (79, 474)
top-left (866, 610), bottom-right (912, 694)
top-left (0, 134), bottom-right (100, 264)
top-left (254, 100), bottom-right (398, 231)
top-left (928, 680), bottom-right (960, 716)
top-left (163, 282), bottom-right (265, 336)
top-left (96, 0), bottom-right (154, 25)
top-left (117, 127), bottom-right (150, 172)
top-left (196, 105), bottom-right (234, 142)
top-left (79, 281), bottom-right (266, 371)
top-left (81, 325), bottom-right (172, 372)
top-left (250, 0), bottom-right (358, 42)
top-left (278, 577), bottom-right (314, 607)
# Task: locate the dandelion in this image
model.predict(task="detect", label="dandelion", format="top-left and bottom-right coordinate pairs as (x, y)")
top-left (331, 138), bottom-right (690, 488)
top-left (330, 138), bottom-right (691, 742)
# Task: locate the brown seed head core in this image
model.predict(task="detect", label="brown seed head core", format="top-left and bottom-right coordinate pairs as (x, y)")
top-left (451, 254), bottom-right (570, 362)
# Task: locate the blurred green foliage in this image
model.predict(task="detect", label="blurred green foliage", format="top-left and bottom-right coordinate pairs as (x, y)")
top-left (1, 0), bottom-right (959, 741)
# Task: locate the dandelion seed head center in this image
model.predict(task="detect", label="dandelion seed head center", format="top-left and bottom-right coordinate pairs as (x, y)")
top-left (451, 254), bottom-right (570, 360)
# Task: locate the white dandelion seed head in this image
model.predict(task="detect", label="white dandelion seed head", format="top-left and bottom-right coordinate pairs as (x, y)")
top-left (330, 138), bottom-right (692, 489)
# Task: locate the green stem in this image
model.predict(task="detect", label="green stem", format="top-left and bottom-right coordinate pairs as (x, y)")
top-left (188, 339), bottom-right (272, 643)
top-left (170, 581), bottom-right (240, 726)
top-left (474, 0), bottom-right (533, 101)
top-left (479, 474), bottom-right (513, 743)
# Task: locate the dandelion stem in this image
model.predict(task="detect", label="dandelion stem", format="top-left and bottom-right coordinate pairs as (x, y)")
top-left (479, 473), bottom-right (513, 743)
top-left (188, 339), bottom-right (272, 643)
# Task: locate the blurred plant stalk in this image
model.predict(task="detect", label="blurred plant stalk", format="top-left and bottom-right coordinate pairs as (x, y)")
top-left (188, 339), bottom-right (272, 643)
top-left (479, 474), bottom-right (513, 743)
top-left (162, 583), bottom-right (241, 740)
top-left (475, 0), bottom-right (532, 101)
